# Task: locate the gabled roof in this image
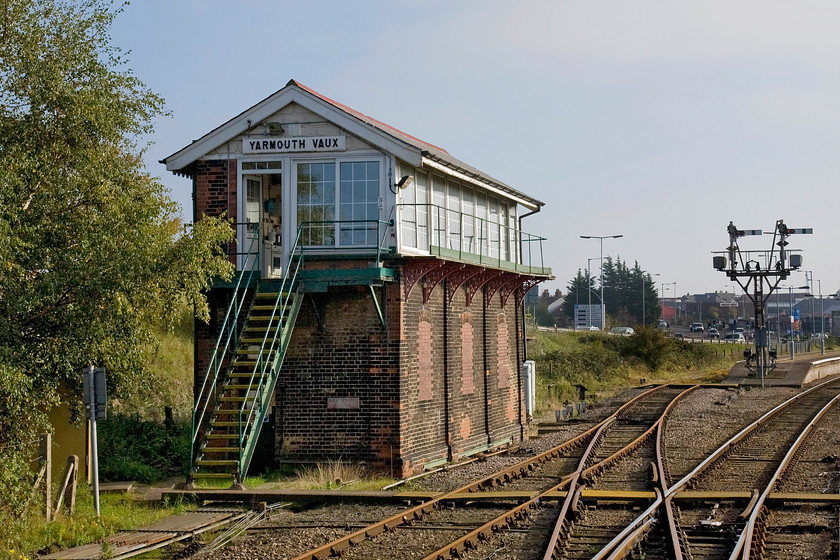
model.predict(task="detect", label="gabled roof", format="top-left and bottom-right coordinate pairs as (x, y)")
top-left (161, 80), bottom-right (543, 210)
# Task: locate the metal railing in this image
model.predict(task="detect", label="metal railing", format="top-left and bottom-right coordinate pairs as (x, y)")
top-left (294, 218), bottom-right (395, 263)
top-left (234, 225), bottom-right (306, 478)
top-left (396, 203), bottom-right (548, 273)
top-left (190, 224), bottom-right (261, 471)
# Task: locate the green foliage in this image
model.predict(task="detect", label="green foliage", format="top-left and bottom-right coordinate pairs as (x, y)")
top-left (561, 261), bottom-right (661, 327)
top-left (98, 413), bottom-right (191, 483)
top-left (0, 0), bottom-right (233, 514)
top-left (529, 327), bottom-right (728, 411)
top-left (0, 488), bottom-right (190, 559)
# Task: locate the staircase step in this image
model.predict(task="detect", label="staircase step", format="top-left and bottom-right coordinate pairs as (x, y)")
top-left (210, 421), bottom-right (243, 428)
top-left (219, 396), bottom-right (252, 403)
top-left (196, 459), bottom-right (237, 467)
top-left (207, 433), bottom-right (239, 440)
top-left (224, 384), bottom-right (258, 390)
top-left (201, 446), bottom-right (240, 453)
top-left (192, 472), bottom-right (235, 479)
top-left (227, 372), bottom-right (269, 379)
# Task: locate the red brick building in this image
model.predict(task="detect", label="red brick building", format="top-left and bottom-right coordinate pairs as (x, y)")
top-left (162, 80), bottom-right (551, 482)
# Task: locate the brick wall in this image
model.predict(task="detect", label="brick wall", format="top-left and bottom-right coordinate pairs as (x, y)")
top-left (193, 260), bottom-right (527, 478)
top-left (194, 159), bottom-right (238, 263)
top-left (276, 282), bottom-right (403, 474)
top-left (194, 159), bottom-right (237, 219)
top-left (400, 274), bottom-right (527, 473)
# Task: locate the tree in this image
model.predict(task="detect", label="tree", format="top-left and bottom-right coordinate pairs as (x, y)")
top-left (0, 0), bottom-right (233, 512)
top-left (561, 269), bottom-right (596, 323)
top-left (562, 259), bottom-right (660, 328)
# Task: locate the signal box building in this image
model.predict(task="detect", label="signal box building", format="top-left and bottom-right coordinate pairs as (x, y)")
top-left (162, 80), bottom-right (551, 483)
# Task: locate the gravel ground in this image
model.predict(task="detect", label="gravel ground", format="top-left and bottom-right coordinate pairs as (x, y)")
top-left (180, 383), bottom-right (840, 560)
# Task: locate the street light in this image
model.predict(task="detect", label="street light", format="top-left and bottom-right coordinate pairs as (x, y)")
top-left (643, 273), bottom-right (660, 327)
top-left (786, 284), bottom-right (810, 359)
top-left (667, 282), bottom-right (677, 323)
top-left (586, 257), bottom-right (601, 328)
top-left (580, 234), bottom-right (623, 330)
top-left (818, 279), bottom-right (824, 355)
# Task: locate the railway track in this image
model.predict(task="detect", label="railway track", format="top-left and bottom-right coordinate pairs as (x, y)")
top-left (165, 381), bottom-right (840, 559)
top-left (596, 375), bottom-right (840, 560)
top-left (284, 385), bottom-right (692, 560)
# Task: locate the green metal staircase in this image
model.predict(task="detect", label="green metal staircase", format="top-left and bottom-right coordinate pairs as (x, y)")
top-left (190, 233), bottom-right (304, 484)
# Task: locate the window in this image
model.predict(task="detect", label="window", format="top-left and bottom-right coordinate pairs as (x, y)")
top-left (339, 161), bottom-right (379, 246)
top-left (462, 187), bottom-right (475, 253)
top-left (431, 175), bottom-right (446, 247)
top-left (242, 160), bottom-right (282, 170)
top-left (488, 196), bottom-right (500, 259)
top-left (447, 180), bottom-right (461, 251)
top-left (297, 162), bottom-right (335, 246)
top-left (415, 171), bottom-right (429, 250)
top-left (296, 160), bottom-right (380, 247)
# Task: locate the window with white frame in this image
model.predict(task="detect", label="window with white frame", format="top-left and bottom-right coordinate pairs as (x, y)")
top-left (297, 162), bottom-right (336, 246)
top-left (396, 166), bottom-right (522, 265)
top-left (339, 161), bottom-right (379, 246)
top-left (296, 160), bottom-right (381, 248)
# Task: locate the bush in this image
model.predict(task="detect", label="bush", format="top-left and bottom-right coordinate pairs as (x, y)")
top-left (530, 327), bottom-right (728, 414)
top-left (97, 412), bottom-right (190, 483)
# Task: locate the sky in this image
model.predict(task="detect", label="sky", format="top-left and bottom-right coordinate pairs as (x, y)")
top-left (110, 0), bottom-right (840, 299)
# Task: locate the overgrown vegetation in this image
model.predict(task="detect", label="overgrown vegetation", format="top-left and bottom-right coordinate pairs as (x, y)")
top-left (528, 327), bottom-right (734, 414)
top-left (98, 414), bottom-right (191, 484)
top-left (0, 489), bottom-right (190, 559)
top-left (0, 0), bottom-right (233, 515)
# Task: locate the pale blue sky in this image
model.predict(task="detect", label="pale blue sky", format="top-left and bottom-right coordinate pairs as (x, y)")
top-left (112, 0), bottom-right (840, 298)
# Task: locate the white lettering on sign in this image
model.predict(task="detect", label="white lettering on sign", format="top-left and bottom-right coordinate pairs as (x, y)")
top-left (242, 136), bottom-right (346, 154)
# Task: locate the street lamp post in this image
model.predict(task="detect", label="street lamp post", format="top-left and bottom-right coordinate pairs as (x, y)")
top-left (581, 235), bottom-right (623, 331)
top-left (818, 279), bottom-right (825, 355)
top-left (587, 257), bottom-right (600, 328)
top-left (643, 273), bottom-right (660, 327)
top-left (787, 284), bottom-right (810, 359)
top-left (669, 282), bottom-right (677, 324)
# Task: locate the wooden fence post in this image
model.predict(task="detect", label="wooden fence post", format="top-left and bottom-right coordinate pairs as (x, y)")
top-left (55, 455), bottom-right (79, 515)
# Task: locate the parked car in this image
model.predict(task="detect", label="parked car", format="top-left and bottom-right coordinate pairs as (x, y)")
top-left (657, 319), bottom-right (669, 331)
top-left (577, 325), bottom-right (600, 331)
top-left (722, 333), bottom-right (746, 342)
top-left (708, 328), bottom-right (720, 339)
top-left (609, 326), bottom-right (635, 336)
top-left (690, 322), bottom-right (704, 333)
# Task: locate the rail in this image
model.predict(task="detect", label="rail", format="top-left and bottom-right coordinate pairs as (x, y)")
top-left (732, 391), bottom-right (840, 559)
top-left (596, 374), bottom-right (840, 559)
top-left (191, 224), bottom-right (261, 471)
top-left (396, 203), bottom-right (549, 274)
top-left (290, 385), bottom-right (672, 560)
top-left (235, 225), bottom-right (306, 479)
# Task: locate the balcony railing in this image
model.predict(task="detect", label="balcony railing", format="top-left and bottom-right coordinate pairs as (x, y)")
top-left (396, 203), bottom-right (549, 275)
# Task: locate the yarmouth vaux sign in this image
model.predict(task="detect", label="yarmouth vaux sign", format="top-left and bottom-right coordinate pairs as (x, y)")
top-left (242, 135), bottom-right (346, 154)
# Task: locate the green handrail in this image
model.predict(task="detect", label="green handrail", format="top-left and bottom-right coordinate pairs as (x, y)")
top-left (235, 226), bottom-right (306, 480)
top-left (295, 218), bottom-right (394, 262)
top-left (190, 223), bottom-right (260, 472)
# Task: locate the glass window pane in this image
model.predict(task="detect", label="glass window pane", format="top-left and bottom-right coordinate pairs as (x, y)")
top-left (338, 161), bottom-right (379, 246)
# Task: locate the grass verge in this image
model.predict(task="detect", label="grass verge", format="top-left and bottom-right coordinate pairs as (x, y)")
top-left (0, 486), bottom-right (190, 560)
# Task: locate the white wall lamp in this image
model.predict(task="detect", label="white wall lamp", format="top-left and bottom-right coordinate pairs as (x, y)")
top-left (391, 175), bottom-right (413, 194)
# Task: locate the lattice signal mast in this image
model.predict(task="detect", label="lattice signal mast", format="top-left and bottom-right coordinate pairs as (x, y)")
top-left (713, 219), bottom-right (812, 387)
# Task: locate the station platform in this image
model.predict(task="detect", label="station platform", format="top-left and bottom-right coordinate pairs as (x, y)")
top-left (724, 350), bottom-right (840, 387)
